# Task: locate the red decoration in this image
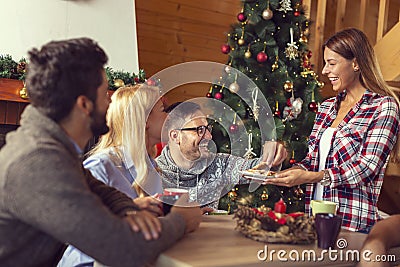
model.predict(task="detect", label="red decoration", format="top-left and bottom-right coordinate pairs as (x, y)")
top-left (274, 110), bottom-right (281, 117)
top-left (286, 98), bottom-right (292, 107)
top-left (294, 10), bottom-right (300, 16)
top-left (214, 92), bottom-right (223, 100)
top-left (308, 101), bottom-right (318, 112)
top-left (229, 124), bottom-right (239, 133)
top-left (206, 92), bottom-right (212, 98)
top-left (289, 158), bottom-right (296, 165)
top-left (146, 79), bottom-right (156, 86)
top-left (237, 12), bottom-right (247, 22)
top-left (256, 51), bottom-right (268, 63)
top-left (307, 50), bottom-right (312, 58)
top-left (221, 44), bottom-right (231, 54)
top-left (274, 198), bottom-right (287, 213)
top-left (155, 142), bottom-right (166, 157)
top-left (134, 77), bottom-right (140, 83)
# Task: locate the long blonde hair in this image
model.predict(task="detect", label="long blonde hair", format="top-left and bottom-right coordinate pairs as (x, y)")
top-left (323, 28), bottom-right (400, 162)
top-left (88, 84), bottom-right (161, 196)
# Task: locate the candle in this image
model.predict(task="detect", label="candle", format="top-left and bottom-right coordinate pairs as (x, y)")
top-left (274, 198), bottom-right (287, 213)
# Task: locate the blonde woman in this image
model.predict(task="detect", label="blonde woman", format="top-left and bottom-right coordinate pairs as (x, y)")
top-left (59, 84), bottom-right (168, 267)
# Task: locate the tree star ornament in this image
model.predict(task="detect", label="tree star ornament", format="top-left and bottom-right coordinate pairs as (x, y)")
top-left (285, 28), bottom-right (299, 60)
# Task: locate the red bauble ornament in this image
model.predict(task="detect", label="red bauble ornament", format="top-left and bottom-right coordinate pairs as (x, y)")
top-left (256, 51), bottom-right (268, 63)
top-left (229, 124), bottom-right (239, 133)
top-left (274, 198), bottom-right (287, 213)
top-left (308, 101), bottom-right (318, 112)
top-left (214, 92), bottom-right (223, 100)
top-left (146, 79), bottom-right (156, 86)
top-left (206, 92), bottom-right (212, 98)
top-left (294, 10), bottom-right (300, 16)
top-left (237, 12), bottom-right (247, 22)
top-left (289, 158), bottom-right (296, 165)
top-left (221, 44), bottom-right (231, 54)
top-left (274, 110), bottom-right (281, 117)
top-left (134, 77), bottom-right (140, 83)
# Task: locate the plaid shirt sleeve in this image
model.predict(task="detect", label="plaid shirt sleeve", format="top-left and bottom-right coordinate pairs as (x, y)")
top-left (329, 96), bottom-right (399, 188)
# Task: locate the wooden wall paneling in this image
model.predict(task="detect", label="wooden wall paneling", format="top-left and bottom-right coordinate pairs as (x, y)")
top-left (335, 0), bottom-right (347, 32)
top-left (359, 0), bottom-right (368, 31)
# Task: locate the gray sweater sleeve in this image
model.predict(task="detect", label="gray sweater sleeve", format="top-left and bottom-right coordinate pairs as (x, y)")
top-left (5, 149), bottom-right (185, 267)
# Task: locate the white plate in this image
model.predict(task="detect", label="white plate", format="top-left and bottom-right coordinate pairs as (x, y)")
top-left (240, 170), bottom-right (276, 180)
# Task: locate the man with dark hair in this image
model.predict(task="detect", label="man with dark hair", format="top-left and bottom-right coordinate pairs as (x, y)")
top-left (0, 38), bottom-right (201, 267)
top-left (157, 101), bottom-right (287, 209)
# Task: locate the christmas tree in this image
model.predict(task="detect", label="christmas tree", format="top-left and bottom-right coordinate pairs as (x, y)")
top-left (209, 0), bottom-right (323, 213)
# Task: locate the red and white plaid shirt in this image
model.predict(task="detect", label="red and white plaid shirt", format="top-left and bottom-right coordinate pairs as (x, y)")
top-left (298, 90), bottom-right (399, 232)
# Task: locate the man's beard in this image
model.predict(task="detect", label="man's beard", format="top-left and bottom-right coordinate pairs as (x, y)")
top-left (89, 107), bottom-right (109, 137)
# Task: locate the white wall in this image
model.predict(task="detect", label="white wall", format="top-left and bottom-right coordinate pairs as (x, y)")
top-left (0, 0), bottom-right (139, 73)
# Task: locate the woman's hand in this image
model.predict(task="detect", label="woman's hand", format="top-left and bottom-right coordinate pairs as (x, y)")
top-left (133, 195), bottom-right (163, 216)
top-left (124, 210), bottom-right (162, 240)
top-left (263, 168), bottom-right (322, 187)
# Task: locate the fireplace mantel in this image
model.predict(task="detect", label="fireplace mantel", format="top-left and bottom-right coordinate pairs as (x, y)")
top-left (0, 78), bottom-right (29, 125)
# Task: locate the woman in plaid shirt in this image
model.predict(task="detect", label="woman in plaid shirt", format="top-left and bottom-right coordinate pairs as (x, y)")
top-left (265, 28), bottom-right (400, 233)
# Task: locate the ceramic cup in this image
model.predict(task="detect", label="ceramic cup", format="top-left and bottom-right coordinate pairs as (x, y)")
top-left (315, 213), bottom-right (342, 249)
top-left (160, 188), bottom-right (189, 215)
top-left (163, 188), bottom-right (189, 196)
top-left (310, 200), bottom-right (338, 216)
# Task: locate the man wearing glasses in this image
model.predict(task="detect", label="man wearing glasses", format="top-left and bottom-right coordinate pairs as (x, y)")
top-left (156, 101), bottom-right (287, 209)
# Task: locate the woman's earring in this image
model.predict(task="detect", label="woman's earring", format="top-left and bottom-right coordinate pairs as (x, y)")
top-left (354, 67), bottom-right (359, 72)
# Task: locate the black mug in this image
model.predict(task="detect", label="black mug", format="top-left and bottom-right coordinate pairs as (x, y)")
top-left (315, 213), bottom-right (342, 249)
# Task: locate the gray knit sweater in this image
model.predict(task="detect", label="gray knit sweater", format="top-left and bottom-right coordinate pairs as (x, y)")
top-left (156, 145), bottom-right (260, 208)
top-left (0, 105), bottom-right (185, 267)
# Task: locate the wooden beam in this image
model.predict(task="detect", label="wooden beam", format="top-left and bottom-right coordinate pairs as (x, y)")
top-left (313, 0), bottom-right (327, 74)
top-left (377, 0), bottom-right (390, 41)
top-left (335, 0), bottom-right (347, 32)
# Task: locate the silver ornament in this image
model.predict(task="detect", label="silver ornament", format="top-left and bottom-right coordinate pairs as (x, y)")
top-left (229, 82), bottom-right (240, 93)
top-left (225, 66), bottom-right (231, 74)
top-left (262, 8), bottom-right (273, 20)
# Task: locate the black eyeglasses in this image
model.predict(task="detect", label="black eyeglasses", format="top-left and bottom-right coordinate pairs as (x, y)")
top-left (178, 123), bottom-right (213, 137)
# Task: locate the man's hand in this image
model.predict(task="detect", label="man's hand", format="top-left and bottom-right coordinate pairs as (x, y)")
top-left (259, 141), bottom-right (288, 169)
top-left (170, 194), bottom-right (202, 234)
top-left (133, 195), bottom-right (163, 216)
top-left (124, 210), bottom-right (162, 240)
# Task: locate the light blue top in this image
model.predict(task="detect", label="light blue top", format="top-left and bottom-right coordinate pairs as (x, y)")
top-left (58, 147), bottom-right (163, 267)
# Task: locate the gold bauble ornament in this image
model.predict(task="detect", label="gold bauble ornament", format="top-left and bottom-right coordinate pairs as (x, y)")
top-left (272, 62), bottom-right (279, 71)
top-left (300, 34), bottom-right (308, 44)
top-left (228, 190), bottom-right (237, 201)
top-left (261, 191), bottom-right (269, 201)
top-left (283, 80), bottom-right (294, 92)
top-left (262, 8), bottom-right (273, 20)
top-left (113, 78), bottom-right (125, 88)
top-left (238, 38), bottom-right (245, 46)
top-left (19, 86), bottom-right (29, 100)
top-left (317, 81), bottom-right (325, 88)
top-left (303, 28), bottom-right (310, 36)
top-left (244, 51), bottom-right (252, 58)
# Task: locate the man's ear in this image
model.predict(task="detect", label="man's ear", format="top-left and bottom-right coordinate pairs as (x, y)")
top-left (76, 95), bottom-right (94, 116)
top-left (169, 130), bottom-right (180, 144)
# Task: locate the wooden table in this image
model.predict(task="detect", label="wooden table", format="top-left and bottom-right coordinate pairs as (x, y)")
top-left (155, 215), bottom-right (400, 267)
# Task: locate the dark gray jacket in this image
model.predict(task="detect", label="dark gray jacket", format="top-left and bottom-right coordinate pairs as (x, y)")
top-left (0, 105), bottom-right (185, 267)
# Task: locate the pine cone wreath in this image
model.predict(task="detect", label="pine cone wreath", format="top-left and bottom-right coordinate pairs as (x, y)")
top-left (233, 205), bottom-right (316, 244)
